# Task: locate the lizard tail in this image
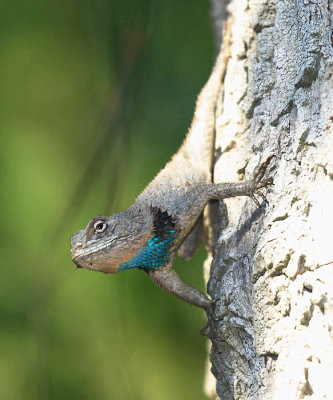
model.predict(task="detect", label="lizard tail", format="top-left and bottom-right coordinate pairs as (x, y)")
top-left (179, 20), bottom-right (232, 181)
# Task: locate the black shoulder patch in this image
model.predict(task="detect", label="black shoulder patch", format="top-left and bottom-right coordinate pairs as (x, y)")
top-left (151, 207), bottom-right (176, 237)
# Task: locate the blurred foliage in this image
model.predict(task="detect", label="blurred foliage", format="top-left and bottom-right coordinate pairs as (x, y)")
top-left (0, 0), bottom-right (215, 399)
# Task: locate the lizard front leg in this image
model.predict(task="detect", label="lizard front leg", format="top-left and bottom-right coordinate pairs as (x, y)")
top-left (211, 155), bottom-right (275, 204)
top-left (146, 263), bottom-right (211, 309)
top-left (147, 264), bottom-right (219, 342)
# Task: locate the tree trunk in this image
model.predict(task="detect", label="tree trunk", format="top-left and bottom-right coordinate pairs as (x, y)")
top-left (205, 0), bottom-right (333, 398)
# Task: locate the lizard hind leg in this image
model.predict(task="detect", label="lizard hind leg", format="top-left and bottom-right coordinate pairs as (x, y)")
top-left (147, 263), bottom-right (223, 351)
top-left (147, 264), bottom-right (211, 309)
top-left (210, 156), bottom-right (275, 203)
top-left (199, 299), bottom-right (225, 354)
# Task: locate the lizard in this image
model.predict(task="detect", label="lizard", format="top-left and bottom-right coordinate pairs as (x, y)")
top-left (70, 28), bottom-right (273, 324)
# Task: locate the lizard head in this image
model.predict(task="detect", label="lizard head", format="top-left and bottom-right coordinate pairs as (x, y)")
top-left (71, 211), bottom-right (152, 273)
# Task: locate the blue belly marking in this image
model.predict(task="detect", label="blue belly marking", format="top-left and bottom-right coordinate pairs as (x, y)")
top-left (118, 230), bottom-right (177, 271)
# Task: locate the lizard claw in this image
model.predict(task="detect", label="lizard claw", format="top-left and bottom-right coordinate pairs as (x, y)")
top-left (250, 194), bottom-right (261, 207)
top-left (200, 298), bottom-right (219, 336)
top-left (256, 176), bottom-right (274, 190)
top-left (254, 189), bottom-right (268, 203)
top-left (200, 299), bottom-right (225, 353)
top-left (254, 155), bottom-right (276, 183)
top-left (249, 156), bottom-right (275, 206)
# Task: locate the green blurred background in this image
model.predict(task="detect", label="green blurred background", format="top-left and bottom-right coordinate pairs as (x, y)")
top-left (1, 1), bottom-right (215, 398)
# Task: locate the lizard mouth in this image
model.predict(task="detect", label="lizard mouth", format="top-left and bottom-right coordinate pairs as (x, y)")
top-left (72, 255), bottom-right (83, 268)
top-left (71, 253), bottom-right (99, 271)
top-left (71, 251), bottom-right (87, 268)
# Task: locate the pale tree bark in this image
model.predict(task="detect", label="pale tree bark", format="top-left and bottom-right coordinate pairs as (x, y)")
top-left (204, 0), bottom-right (333, 399)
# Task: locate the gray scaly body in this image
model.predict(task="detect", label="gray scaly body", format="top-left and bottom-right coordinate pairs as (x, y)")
top-left (71, 37), bottom-right (272, 313)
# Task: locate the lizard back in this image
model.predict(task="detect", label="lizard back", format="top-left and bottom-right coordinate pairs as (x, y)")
top-left (135, 45), bottom-right (229, 218)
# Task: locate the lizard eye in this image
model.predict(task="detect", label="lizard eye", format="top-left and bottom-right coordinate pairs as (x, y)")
top-left (93, 220), bottom-right (107, 234)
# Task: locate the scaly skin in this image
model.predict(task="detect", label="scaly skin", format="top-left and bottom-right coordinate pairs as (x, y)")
top-left (70, 36), bottom-right (273, 312)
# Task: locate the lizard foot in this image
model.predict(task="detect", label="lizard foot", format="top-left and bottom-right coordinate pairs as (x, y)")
top-left (200, 299), bottom-right (218, 335)
top-left (200, 300), bottom-right (224, 354)
top-left (248, 155), bottom-right (276, 206)
top-left (254, 154), bottom-right (276, 183)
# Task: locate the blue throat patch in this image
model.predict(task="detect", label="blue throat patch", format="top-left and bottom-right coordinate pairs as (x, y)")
top-left (118, 230), bottom-right (177, 271)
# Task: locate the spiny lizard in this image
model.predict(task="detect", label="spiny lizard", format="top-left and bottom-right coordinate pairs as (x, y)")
top-left (71, 37), bottom-right (272, 319)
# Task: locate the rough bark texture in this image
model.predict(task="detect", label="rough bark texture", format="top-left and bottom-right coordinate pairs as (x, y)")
top-left (206, 0), bottom-right (333, 399)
